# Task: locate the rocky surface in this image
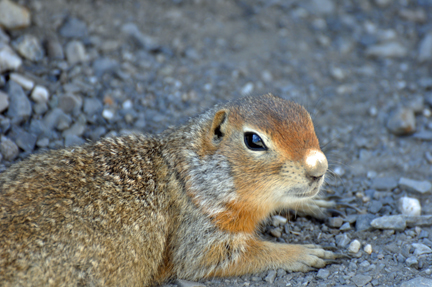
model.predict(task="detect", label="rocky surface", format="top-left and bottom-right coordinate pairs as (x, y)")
top-left (0, 0), bottom-right (431, 286)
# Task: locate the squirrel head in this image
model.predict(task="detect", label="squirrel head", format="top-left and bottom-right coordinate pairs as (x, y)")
top-left (189, 94), bottom-right (327, 233)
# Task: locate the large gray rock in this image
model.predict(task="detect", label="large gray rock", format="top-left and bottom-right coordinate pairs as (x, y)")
top-left (371, 215), bottom-right (407, 231)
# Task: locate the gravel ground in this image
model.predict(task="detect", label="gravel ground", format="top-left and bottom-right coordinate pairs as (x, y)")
top-left (1, 0), bottom-right (432, 286)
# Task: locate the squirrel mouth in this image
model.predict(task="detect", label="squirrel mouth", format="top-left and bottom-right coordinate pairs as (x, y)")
top-left (291, 186), bottom-right (321, 199)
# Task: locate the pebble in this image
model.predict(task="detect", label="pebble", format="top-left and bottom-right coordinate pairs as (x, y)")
top-left (374, 0), bottom-right (391, 7)
top-left (64, 134), bottom-right (85, 147)
top-left (59, 17), bottom-right (88, 39)
top-left (33, 102), bottom-right (48, 115)
top-left (400, 277), bottom-right (432, 287)
top-left (350, 274), bottom-right (372, 287)
top-left (58, 93), bottom-right (82, 115)
top-left (327, 217), bottom-right (344, 228)
top-left (316, 269), bottom-right (329, 280)
top-left (65, 40), bottom-right (87, 65)
top-left (31, 85), bottom-right (49, 103)
top-left (336, 233), bottom-right (351, 247)
top-left (269, 228), bottom-right (281, 238)
top-left (370, 215), bottom-right (407, 231)
top-left (398, 197), bottom-right (421, 216)
top-left (418, 32), bottom-right (432, 63)
top-left (0, 28), bottom-right (10, 43)
top-left (62, 116), bottom-right (86, 137)
top-left (84, 97), bottom-right (103, 116)
top-left (9, 73), bottom-right (34, 90)
top-left (364, 244), bottom-right (373, 254)
top-left (92, 57), bottom-right (119, 77)
top-left (102, 109), bottom-right (115, 120)
top-left (371, 177), bottom-right (398, 191)
top-left (264, 270), bottom-right (277, 283)
top-left (340, 222), bottom-right (351, 231)
top-left (271, 215), bottom-right (287, 227)
top-left (45, 37), bottom-right (64, 59)
top-left (366, 42), bottom-right (408, 58)
top-left (0, 90), bottom-right (9, 112)
top-left (387, 107), bottom-right (416, 135)
top-left (0, 137), bottom-right (19, 161)
top-left (306, 0), bottom-right (335, 15)
top-left (121, 23), bottom-right (160, 51)
top-left (0, 0), bottom-right (31, 30)
top-left (0, 44), bottom-right (22, 73)
top-left (10, 128), bottom-right (36, 152)
top-left (399, 9), bottom-right (427, 23)
top-left (6, 80), bottom-right (32, 124)
top-left (12, 34), bottom-right (44, 62)
top-left (241, 82), bottom-right (254, 95)
top-left (399, 177), bottom-right (432, 194)
top-left (356, 214), bottom-right (376, 231)
top-left (43, 108), bottom-right (71, 131)
top-left (368, 200), bottom-right (383, 214)
top-left (412, 131), bottom-right (432, 141)
top-left (330, 67), bottom-right (346, 81)
top-left (405, 256), bottom-right (418, 269)
top-left (412, 243), bottom-right (432, 256)
top-left (36, 137), bottom-right (49, 148)
top-left (348, 239), bottom-right (361, 253)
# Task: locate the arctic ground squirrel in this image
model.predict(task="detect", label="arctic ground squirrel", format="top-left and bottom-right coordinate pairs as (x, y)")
top-left (0, 94), bottom-right (339, 286)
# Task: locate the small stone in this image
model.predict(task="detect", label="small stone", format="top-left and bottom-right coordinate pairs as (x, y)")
top-left (0, 0), bottom-right (31, 30)
top-left (276, 268), bottom-right (286, 277)
top-left (64, 134), bottom-right (85, 147)
top-left (175, 279), bottom-right (206, 287)
top-left (10, 128), bottom-right (36, 152)
top-left (45, 37), bottom-right (64, 59)
top-left (371, 177), bottom-right (398, 190)
top-left (269, 228), bottom-right (281, 238)
top-left (6, 80), bottom-right (31, 124)
top-left (36, 137), bottom-right (49, 148)
top-left (366, 42), bottom-right (408, 58)
top-left (0, 90), bottom-right (9, 112)
top-left (398, 197), bottom-right (421, 216)
top-left (371, 215), bottom-right (407, 231)
top-left (306, 0), bottom-right (335, 15)
top-left (31, 85), bottom-right (49, 103)
top-left (0, 137), bottom-right (18, 161)
top-left (272, 215), bottom-right (287, 227)
top-left (59, 17), bottom-right (88, 39)
top-left (351, 274), bottom-right (372, 287)
top-left (102, 109), bottom-right (115, 120)
top-left (327, 217), bottom-right (344, 228)
top-left (316, 269), bottom-right (330, 280)
top-left (348, 239), bottom-right (361, 253)
top-left (9, 73), bottom-right (34, 90)
top-left (387, 107), bottom-right (416, 135)
top-left (356, 214), bottom-right (376, 231)
top-left (412, 131), bottom-right (432, 141)
top-left (43, 108), bottom-right (72, 131)
top-left (426, 152), bottom-right (432, 164)
top-left (340, 222), bottom-right (351, 231)
top-left (374, 0), bottom-right (391, 7)
top-left (330, 67), bottom-right (346, 80)
top-left (399, 9), bottom-right (427, 23)
top-left (399, 177), bottom-right (432, 194)
top-left (65, 40), bottom-right (87, 65)
top-left (92, 57), bottom-right (119, 77)
top-left (12, 34), bottom-right (44, 62)
top-left (364, 244), bottom-right (373, 255)
top-left (405, 256), bottom-right (418, 269)
top-left (412, 243), bottom-right (432, 256)
top-left (368, 200), bottom-right (383, 214)
top-left (241, 82), bottom-right (254, 95)
top-left (0, 28), bottom-right (9, 43)
top-left (121, 23), bottom-right (160, 51)
top-left (62, 119), bottom-right (86, 138)
top-left (58, 93), bottom-right (82, 114)
top-left (83, 97), bottom-right (103, 116)
top-left (264, 270), bottom-right (277, 283)
top-left (0, 44), bottom-right (22, 73)
top-left (401, 277), bottom-right (432, 287)
top-left (336, 233), bottom-right (351, 247)
top-left (33, 102), bottom-right (48, 115)
top-left (418, 32), bottom-right (432, 63)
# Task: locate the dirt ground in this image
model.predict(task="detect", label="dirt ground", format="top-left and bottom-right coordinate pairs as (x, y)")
top-left (1, 0), bottom-right (432, 286)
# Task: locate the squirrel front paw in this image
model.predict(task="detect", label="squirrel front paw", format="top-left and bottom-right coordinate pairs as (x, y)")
top-left (281, 244), bottom-right (338, 272)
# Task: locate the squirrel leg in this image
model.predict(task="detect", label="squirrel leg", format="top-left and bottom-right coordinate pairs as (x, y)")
top-left (205, 238), bottom-right (336, 278)
top-left (289, 199), bottom-right (337, 220)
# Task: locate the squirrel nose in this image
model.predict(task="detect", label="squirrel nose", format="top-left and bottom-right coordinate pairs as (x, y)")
top-left (304, 149), bottom-right (328, 180)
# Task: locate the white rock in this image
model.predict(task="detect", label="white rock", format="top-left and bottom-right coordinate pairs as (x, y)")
top-left (0, 0), bottom-right (31, 30)
top-left (271, 215), bottom-right (287, 227)
top-left (418, 32), bottom-right (432, 63)
top-left (241, 82), bottom-right (254, 95)
top-left (399, 177), bottom-right (432, 194)
top-left (366, 42), bottom-right (408, 58)
top-left (398, 197), bottom-right (421, 216)
top-left (65, 40), bottom-right (87, 65)
top-left (330, 67), bottom-right (346, 81)
top-left (102, 109), bottom-right (115, 120)
top-left (348, 239), bottom-right (361, 253)
top-left (0, 44), bottom-right (22, 73)
top-left (9, 73), bottom-right (34, 90)
top-left (412, 243), bottom-right (432, 256)
top-left (122, 99), bottom-right (133, 110)
top-left (364, 244), bottom-right (373, 255)
top-left (31, 85), bottom-right (49, 103)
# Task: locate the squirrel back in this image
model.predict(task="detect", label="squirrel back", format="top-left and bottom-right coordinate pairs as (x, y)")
top-left (0, 94), bottom-right (334, 286)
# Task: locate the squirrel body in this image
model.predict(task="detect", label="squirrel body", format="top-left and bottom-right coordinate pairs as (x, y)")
top-left (0, 94), bottom-right (335, 286)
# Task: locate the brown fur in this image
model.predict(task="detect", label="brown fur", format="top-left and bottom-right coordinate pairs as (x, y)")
top-left (0, 94), bottom-right (335, 286)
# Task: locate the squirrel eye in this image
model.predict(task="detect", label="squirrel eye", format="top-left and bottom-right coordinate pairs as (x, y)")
top-left (244, 132), bottom-right (267, 151)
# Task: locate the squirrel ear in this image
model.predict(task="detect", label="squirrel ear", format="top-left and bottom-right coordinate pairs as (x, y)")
top-left (210, 109), bottom-right (228, 144)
